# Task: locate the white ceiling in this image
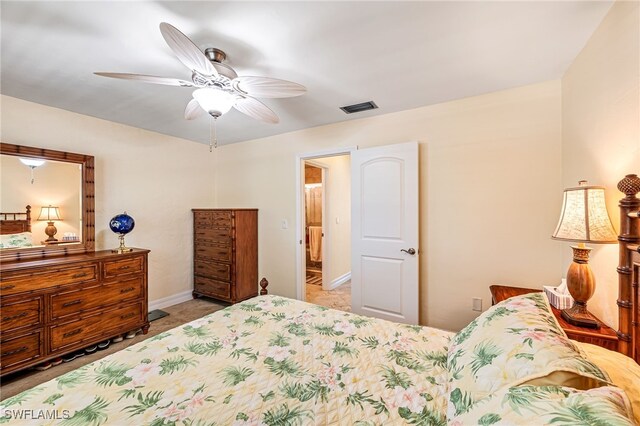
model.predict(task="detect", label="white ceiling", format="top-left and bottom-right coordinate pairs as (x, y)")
top-left (1, 1), bottom-right (612, 145)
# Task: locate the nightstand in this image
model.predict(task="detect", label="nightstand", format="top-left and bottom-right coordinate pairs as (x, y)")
top-left (489, 285), bottom-right (619, 352)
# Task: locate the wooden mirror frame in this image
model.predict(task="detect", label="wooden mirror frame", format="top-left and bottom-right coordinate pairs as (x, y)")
top-left (0, 142), bottom-right (95, 262)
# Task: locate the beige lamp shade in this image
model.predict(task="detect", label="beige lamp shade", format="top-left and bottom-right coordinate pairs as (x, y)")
top-left (37, 205), bottom-right (62, 221)
top-left (551, 181), bottom-right (616, 243)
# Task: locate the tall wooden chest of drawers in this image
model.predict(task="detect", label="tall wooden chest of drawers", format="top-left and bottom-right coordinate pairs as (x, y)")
top-left (192, 209), bottom-right (258, 303)
top-left (0, 249), bottom-right (149, 376)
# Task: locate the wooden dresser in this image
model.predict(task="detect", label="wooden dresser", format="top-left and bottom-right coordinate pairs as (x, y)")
top-left (0, 249), bottom-right (149, 376)
top-left (192, 209), bottom-right (258, 303)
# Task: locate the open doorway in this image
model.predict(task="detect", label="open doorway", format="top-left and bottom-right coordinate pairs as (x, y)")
top-left (297, 149), bottom-right (353, 312)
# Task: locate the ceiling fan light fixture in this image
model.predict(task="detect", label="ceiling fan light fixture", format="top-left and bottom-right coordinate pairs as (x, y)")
top-left (19, 158), bottom-right (45, 167)
top-left (192, 88), bottom-right (235, 117)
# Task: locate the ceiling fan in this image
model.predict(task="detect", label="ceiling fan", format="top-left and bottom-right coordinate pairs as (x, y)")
top-left (95, 22), bottom-right (306, 148)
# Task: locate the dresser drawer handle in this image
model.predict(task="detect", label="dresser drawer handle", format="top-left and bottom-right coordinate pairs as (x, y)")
top-left (0, 284), bottom-right (16, 291)
top-left (72, 272), bottom-right (88, 279)
top-left (63, 328), bottom-right (83, 338)
top-left (2, 346), bottom-right (28, 357)
top-left (217, 269), bottom-right (227, 274)
top-left (62, 300), bottom-right (82, 308)
top-left (120, 287), bottom-right (135, 294)
top-left (120, 312), bottom-right (136, 320)
top-left (118, 265), bottom-right (131, 270)
top-left (2, 311), bottom-right (28, 321)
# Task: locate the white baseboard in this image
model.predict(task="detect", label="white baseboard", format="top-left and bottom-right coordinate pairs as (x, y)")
top-left (326, 272), bottom-right (351, 291)
top-left (149, 290), bottom-right (193, 312)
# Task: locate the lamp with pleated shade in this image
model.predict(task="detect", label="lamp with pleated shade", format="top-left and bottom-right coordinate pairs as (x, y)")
top-left (552, 180), bottom-right (617, 328)
top-left (37, 205), bottom-right (62, 242)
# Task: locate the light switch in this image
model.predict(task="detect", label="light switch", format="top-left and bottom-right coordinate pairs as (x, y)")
top-left (281, 220), bottom-right (288, 229)
top-left (335, 217), bottom-right (340, 224)
top-left (472, 298), bottom-right (482, 312)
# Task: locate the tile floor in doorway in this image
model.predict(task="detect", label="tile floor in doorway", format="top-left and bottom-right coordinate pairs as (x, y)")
top-left (306, 280), bottom-right (351, 312)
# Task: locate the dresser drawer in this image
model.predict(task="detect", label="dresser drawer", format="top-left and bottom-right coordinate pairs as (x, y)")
top-left (0, 264), bottom-right (98, 296)
top-left (194, 227), bottom-right (232, 244)
top-left (104, 256), bottom-right (144, 278)
top-left (1, 297), bottom-right (42, 333)
top-left (195, 243), bottom-right (232, 263)
top-left (51, 277), bottom-right (144, 319)
top-left (195, 211), bottom-right (232, 228)
top-left (51, 303), bottom-right (143, 351)
top-left (195, 260), bottom-right (231, 281)
top-left (0, 330), bottom-right (43, 370)
top-left (194, 276), bottom-right (231, 300)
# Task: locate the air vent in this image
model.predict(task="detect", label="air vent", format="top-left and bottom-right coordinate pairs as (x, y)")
top-left (340, 101), bottom-right (378, 114)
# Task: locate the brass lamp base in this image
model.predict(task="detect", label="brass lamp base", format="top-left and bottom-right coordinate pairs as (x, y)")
top-left (112, 234), bottom-right (133, 254)
top-left (561, 301), bottom-right (600, 329)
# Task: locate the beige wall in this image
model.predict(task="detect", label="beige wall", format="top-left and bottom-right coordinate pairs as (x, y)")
top-left (0, 95), bottom-right (216, 304)
top-left (561, 1), bottom-right (640, 329)
top-left (1, 155), bottom-right (82, 241)
top-left (309, 155), bottom-right (351, 287)
top-left (215, 80), bottom-right (564, 331)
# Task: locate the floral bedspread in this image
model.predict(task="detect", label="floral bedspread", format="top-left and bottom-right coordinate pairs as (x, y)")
top-left (1, 295), bottom-right (454, 425)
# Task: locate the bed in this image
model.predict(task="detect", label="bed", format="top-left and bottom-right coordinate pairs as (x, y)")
top-left (0, 206), bottom-right (34, 249)
top-left (1, 176), bottom-right (639, 425)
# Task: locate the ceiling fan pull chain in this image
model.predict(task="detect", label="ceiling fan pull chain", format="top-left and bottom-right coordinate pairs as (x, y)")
top-left (209, 116), bottom-right (212, 152)
top-left (208, 115), bottom-right (219, 152)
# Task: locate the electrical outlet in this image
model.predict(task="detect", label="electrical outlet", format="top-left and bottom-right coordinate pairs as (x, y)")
top-left (472, 298), bottom-right (482, 312)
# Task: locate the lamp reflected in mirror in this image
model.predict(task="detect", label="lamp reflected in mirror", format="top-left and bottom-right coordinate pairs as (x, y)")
top-left (37, 205), bottom-right (62, 242)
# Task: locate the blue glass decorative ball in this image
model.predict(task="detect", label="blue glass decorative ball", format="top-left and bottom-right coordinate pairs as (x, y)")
top-left (109, 212), bottom-right (135, 235)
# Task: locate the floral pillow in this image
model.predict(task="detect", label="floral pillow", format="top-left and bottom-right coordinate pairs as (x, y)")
top-left (0, 232), bottom-right (33, 248)
top-left (446, 292), bottom-right (611, 418)
top-left (449, 385), bottom-right (635, 426)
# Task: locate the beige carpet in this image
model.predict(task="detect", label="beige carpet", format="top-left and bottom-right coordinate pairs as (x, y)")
top-left (0, 297), bottom-right (226, 400)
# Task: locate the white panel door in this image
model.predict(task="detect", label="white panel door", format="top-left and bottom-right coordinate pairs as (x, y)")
top-left (351, 141), bottom-right (419, 324)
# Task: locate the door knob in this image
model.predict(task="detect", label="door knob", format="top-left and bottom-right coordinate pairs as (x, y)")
top-left (401, 248), bottom-right (416, 255)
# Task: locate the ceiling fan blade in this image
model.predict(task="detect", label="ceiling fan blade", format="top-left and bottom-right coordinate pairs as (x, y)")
top-left (94, 72), bottom-right (194, 87)
top-left (232, 76), bottom-right (306, 98)
top-left (233, 96), bottom-right (279, 124)
top-left (159, 22), bottom-right (218, 77)
top-left (184, 99), bottom-right (203, 120)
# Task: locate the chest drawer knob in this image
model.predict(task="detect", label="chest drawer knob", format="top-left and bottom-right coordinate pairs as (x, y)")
top-left (120, 287), bottom-right (135, 294)
top-left (72, 272), bottom-right (88, 279)
top-left (0, 284), bottom-right (16, 291)
top-left (63, 328), bottom-right (83, 338)
top-left (1, 346), bottom-right (28, 357)
top-left (2, 311), bottom-right (28, 322)
top-left (118, 265), bottom-right (131, 271)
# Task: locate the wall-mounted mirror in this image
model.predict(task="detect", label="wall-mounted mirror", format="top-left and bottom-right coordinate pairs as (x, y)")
top-left (0, 143), bottom-right (94, 261)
